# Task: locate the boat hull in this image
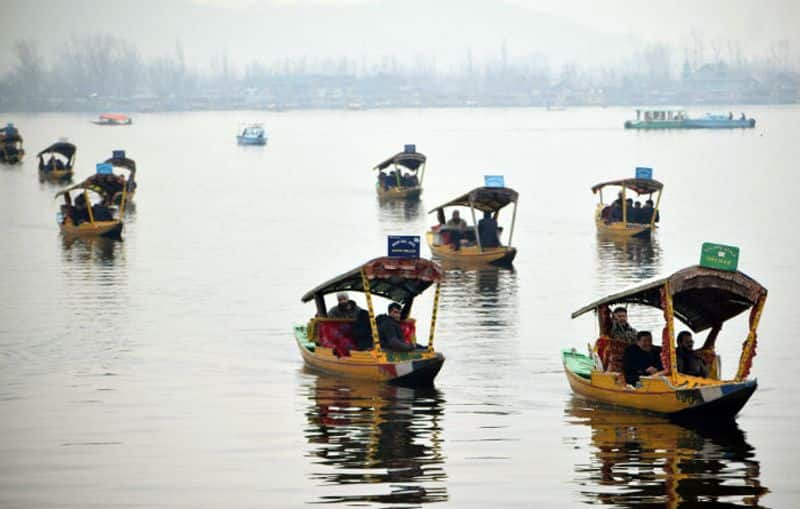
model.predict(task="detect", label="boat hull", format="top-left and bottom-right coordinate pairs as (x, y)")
top-left (39, 168), bottom-right (73, 181)
top-left (563, 352), bottom-right (757, 422)
top-left (377, 185), bottom-right (422, 200)
top-left (237, 136), bottom-right (267, 146)
top-left (595, 205), bottom-right (653, 238)
top-left (59, 219), bottom-right (123, 239)
top-left (294, 326), bottom-right (444, 387)
top-left (624, 118), bottom-right (755, 129)
top-left (425, 231), bottom-right (516, 266)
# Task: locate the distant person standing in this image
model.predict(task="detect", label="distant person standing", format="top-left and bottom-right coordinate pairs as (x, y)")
top-left (477, 211), bottom-right (500, 248)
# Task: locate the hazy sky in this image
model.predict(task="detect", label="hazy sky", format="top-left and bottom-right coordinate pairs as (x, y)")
top-left (1, 0), bottom-right (798, 73)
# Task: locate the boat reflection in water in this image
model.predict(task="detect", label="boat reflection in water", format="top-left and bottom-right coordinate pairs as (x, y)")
top-left (595, 234), bottom-right (662, 287)
top-left (377, 195), bottom-right (424, 222)
top-left (303, 373), bottom-right (447, 505)
top-left (60, 234), bottom-right (123, 264)
top-left (565, 397), bottom-right (768, 507)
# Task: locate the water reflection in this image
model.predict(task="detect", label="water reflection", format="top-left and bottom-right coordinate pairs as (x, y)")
top-left (60, 235), bottom-right (123, 264)
top-left (565, 397), bottom-right (767, 508)
top-left (376, 197), bottom-right (423, 221)
top-left (595, 234), bottom-right (663, 291)
top-left (439, 266), bottom-right (518, 338)
top-left (304, 374), bottom-right (448, 505)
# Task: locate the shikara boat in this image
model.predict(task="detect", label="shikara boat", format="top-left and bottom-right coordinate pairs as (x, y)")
top-left (373, 146), bottom-right (426, 200)
top-left (426, 186), bottom-right (518, 266)
top-left (295, 256), bottom-right (445, 387)
top-left (54, 170), bottom-right (129, 239)
top-left (92, 113), bottom-right (132, 126)
top-left (624, 108), bottom-right (755, 129)
top-left (236, 123), bottom-right (267, 145)
top-left (593, 178), bottom-right (663, 238)
top-left (37, 141), bottom-right (76, 181)
top-left (563, 264), bottom-right (767, 421)
top-left (102, 150), bottom-right (137, 205)
top-left (0, 123), bottom-right (25, 164)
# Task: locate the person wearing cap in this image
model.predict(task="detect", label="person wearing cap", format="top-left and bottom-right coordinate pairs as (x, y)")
top-left (328, 292), bottom-right (361, 319)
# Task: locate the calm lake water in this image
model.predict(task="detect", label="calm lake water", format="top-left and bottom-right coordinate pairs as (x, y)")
top-left (1, 107), bottom-right (799, 508)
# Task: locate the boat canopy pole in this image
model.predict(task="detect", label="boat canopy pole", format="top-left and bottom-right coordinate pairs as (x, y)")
top-left (119, 181), bottom-right (127, 216)
top-left (735, 293), bottom-right (766, 381)
top-left (401, 299), bottom-right (413, 320)
top-left (621, 186), bottom-right (628, 225)
top-left (649, 188), bottom-right (663, 229)
top-left (468, 200), bottom-right (482, 251)
top-left (85, 190), bottom-right (96, 226)
top-left (427, 282), bottom-right (441, 351)
top-left (599, 189), bottom-right (604, 204)
top-left (661, 282), bottom-right (677, 383)
top-left (508, 199), bottom-right (518, 247)
top-left (314, 294), bottom-right (327, 317)
top-left (393, 164), bottom-right (401, 187)
top-left (360, 268), bottom-right (383, 355)
top-left (419, 162), bottom-right (426, 186)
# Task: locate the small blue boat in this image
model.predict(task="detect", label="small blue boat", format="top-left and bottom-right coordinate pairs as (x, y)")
top-left (236, 123), bottom-right (268, 145)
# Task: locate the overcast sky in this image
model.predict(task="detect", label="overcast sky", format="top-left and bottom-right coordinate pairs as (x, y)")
top-left (1, 0), bottom-right (798, 73)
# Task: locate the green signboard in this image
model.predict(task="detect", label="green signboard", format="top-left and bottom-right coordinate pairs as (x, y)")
top-left (700, 243), bottom-right (740, 271)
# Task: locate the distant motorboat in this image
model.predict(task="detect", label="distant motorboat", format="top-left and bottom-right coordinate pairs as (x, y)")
top-left (237, 123), bottom-right (267, 145)
top-left (93, 113), bottom-right (132, 126)
top-left (625, 108), bottom-right (755, 129)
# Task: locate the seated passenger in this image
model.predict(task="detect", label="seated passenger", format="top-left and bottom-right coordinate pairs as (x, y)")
top-left (630, 201), bottom-right (643, 223)
top-left (641, 199), bottom-right (659, 224)
top-left (675, 331), bottom-right (708, 377)
top-left (444, 210), bottom-right (468, 251)
top-left (609, 202), bottom-right (622, 223)
top-left (609, 307), bottom-right (637, 344)
top-left (622, 331), bottom-right (666, 386)
top-left (91, 204), bottom-right (113, 221)
top-left (376, 303), bottom-right (414, 352)
top-left (477, 210), bottom-right (501, 248)
top-left (327, 292), bottom-right (361, 319)
top-left (351, 308), bottom-right (374, 350)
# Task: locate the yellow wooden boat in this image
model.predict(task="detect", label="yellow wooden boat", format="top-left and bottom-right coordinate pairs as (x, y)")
top-left (426, 186), bottom-right (518, 266)
top-left (373, 145), bottom-right (426, 200)
top-left (0, 123), bottom-right (24, 164)
top-left (37, 141), bottom-right (76, 181)
top-left (102, 150), bottom-right (137, 206)
top-left (592, 178), bottom-right (663, 238)
top-left (296, 256), bottom-right (445, 387)
top-left (54, 172), bottom-right (129, 240)
top-left (564, 263), bottom-right (766, 422)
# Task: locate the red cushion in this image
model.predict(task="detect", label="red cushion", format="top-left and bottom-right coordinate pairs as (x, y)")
top-left (318, 321), bottom-right (355, 356)
top-left (399, 320), bottom-right (416, 344)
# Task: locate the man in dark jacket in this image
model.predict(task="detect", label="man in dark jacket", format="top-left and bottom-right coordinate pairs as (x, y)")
top-left (376, 303), bottom-right (414, 352)
top-left (623, 331), bottom-right (666, 386)
top-left (477, 210), bottom-right (501, 248)
top-left (676, 331), bottom-right (708, 377)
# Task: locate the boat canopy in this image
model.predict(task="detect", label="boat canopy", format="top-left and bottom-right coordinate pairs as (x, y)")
top-left (103, 155), bottom-right (136, 175)
top-left (100, 114), bottom-right (130, 121)
top-left (428, 186), bottom-right (519, 214)
top-left (301, 257), bottom-right (443, 305)
top-left (374, 151), bottom-right (426, 171)
top-left (37, 142), bottom-right (76, 161)
top-left (55, 179), bottom-right (110, 199)
top-left (591, 178), bottom-right (663, 195)
top-left (571, 265), bottom-right (767, 332)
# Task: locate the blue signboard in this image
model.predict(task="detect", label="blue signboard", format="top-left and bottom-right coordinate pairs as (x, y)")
top-left (112, 149), bottom-right (126, 159)
top-left (635, 167), bottom-right (653, 179)
top-left (484, 175), bottom-right (505, 188)
top-left (96, 163), bottom-right (113, 175)
top-left (387, 235), bottom-right (420, 258)
top-left (404, 144), bottom-right (416, 153)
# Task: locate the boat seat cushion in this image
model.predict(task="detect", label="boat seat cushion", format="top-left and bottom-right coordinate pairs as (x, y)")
top-left (317, 320), bottom-right (355, 357)
top-left (399, 320), bottom-right (416, 344)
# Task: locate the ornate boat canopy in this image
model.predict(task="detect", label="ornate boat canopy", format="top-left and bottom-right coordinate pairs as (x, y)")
top-left (374, 151), bottom-right (426, 171)
top-left (37, 142), bottom-right (76, 161)
top-left (428, 186), bottom-right (519, 214)
top-left (571, 265), bottom-right (767, 332)
top-left (301, 257), bottom-right (443, 305)
top-left (591, 178), bottom-right (663, 195)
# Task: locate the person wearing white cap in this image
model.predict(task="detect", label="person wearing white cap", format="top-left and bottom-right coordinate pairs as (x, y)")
top-left (328, 291), bottom-right (361, 319)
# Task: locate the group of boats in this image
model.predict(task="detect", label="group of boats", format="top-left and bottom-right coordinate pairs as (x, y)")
top-left (298, 151), bottom-right (766, 424)
top-left (624, 108), bottom-right (756, 129)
